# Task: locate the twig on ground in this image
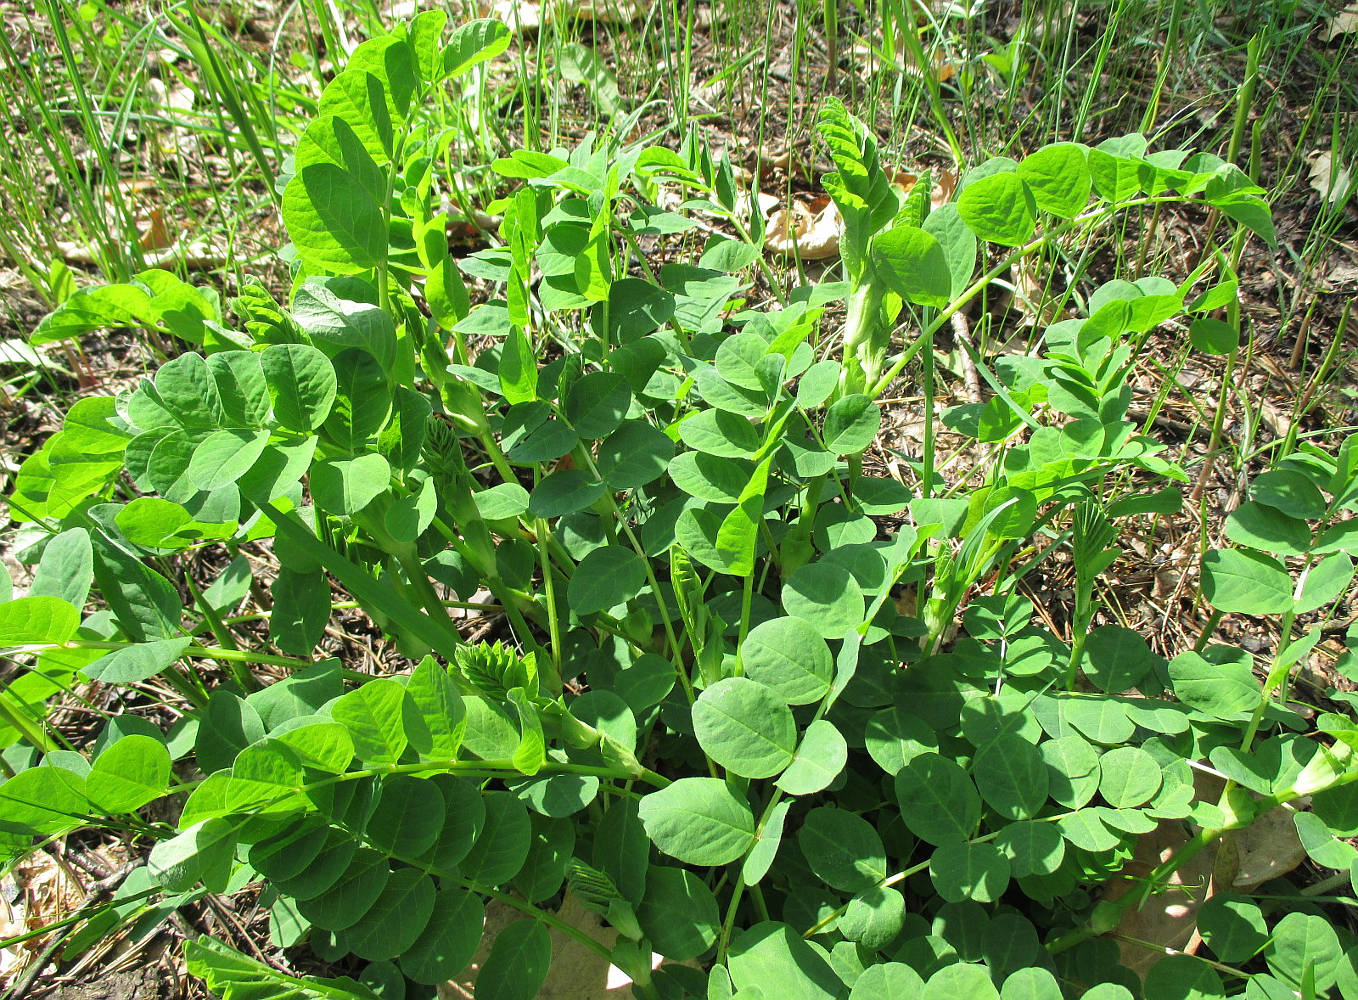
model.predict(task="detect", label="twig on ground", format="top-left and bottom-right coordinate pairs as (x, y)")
top-left (950, 312), bottom-right (981, 403)
top-left (5, 863), bottom-right (136, 1000)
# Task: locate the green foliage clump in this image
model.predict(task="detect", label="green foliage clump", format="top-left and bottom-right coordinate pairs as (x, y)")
top-left (5, 12), bottom-right (1357, 1000)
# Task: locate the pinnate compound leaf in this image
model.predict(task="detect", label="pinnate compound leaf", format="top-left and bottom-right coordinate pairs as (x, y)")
top-left (798, 806), bottom-right (887, 892)
top-left (776, 719), bottom-right (847, 795)
top-left (0, 765), bottom-right (88, 836)
top-left (332, 679), bottom-right (416, 764)
top-left (692, 677), bottom-right (797, 779)
top-left (1016, 143), bottom-right (1091, 217)
top-left (637, 866), bottom-right (721, 961)
top-left (638, 777), bottom-right (756, 866)
top-left (823, 394), bottom-right (881, 454)
top-left (83, 637), bottom-right (194, 684)
top-left (261, 343), bottom-right (336, 431)
top-left (1168, 650), bottom-right (1258, 719)
top-left (1201, 548), bottom-right (1294, 615)
top-left (87, 735), bottom-right (171, 813)
top-left (0, 595), bottom-right (79, 644)
top-left (895, 752), bottom-right (981, 845)
top-left (400, 890), bottom-right (484, 985)
top-left (346, 868), bottom-right (436, 962)
top-left (728, 922), bottom-right (843, 1000)
top-left (740, 616), bottom-right (833, 705)
top-left (870, 226), bottom-right (951, 308)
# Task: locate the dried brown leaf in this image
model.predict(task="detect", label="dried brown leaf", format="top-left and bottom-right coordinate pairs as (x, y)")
top-left (1308, 151), bottom-right (1355, 207)
top-left (764, 195), bottom-right (841, 259)
top-left (1322, 4), bottom-right (1358, 41)
top-left (442, 895), bottom-right (663, 999)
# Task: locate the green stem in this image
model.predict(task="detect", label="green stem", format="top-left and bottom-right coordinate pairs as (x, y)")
top-left (2, 640), bottom-right (316, 673)
top-left (920, 320), bottom-right (936, 496)
top-left (869, 196), bottom-right (1192, 399)
top-left (0, 692), bottom-right (54, 752)
top-left (535, 515), bottom-right (564, 691)
top-left (573, 450), bottom-right (694, 707)
top-left (737, 570), bottom-right (755, 651)
top-left (395, 549), bottom-right (466, 648)
top-left (1194, 609), bottom-right (1224, 652)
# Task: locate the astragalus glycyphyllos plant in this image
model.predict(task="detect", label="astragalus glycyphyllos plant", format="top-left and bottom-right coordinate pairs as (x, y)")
top-left (6, 11), bottom-right (1358, 1000)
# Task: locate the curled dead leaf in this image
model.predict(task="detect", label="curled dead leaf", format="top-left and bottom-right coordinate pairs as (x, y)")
top-left (1231, 803), bottom-right (1308, 889)
top-left (485, 0), bottom-right (642, 32)
top-left (1105, 769), bottom-right (1307, 978)
top-left (849, 37), bottom-right (957, 83)
top-left (1308, 150), bottom-right (1355, 208)
top-left (890, 169), bottom-right (958, 210)
top-left (139, 206), bottom-right (174, 253)
top-left (486, 0), bottom-right (544, 31)
top-left (764, 195), bottom-right (842, 259)
top-left (1104, 819), bottom-right (1217, 977)
top-left (1322, 4), bottom-right (1358, 41)
top-left (443, 894), bottom-right (666, 999)
top-left (572, 0), bottom-right (645, 23)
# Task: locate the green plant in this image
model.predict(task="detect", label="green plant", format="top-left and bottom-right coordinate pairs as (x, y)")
top-left (6, 13), bottom-right (1358, 1000)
